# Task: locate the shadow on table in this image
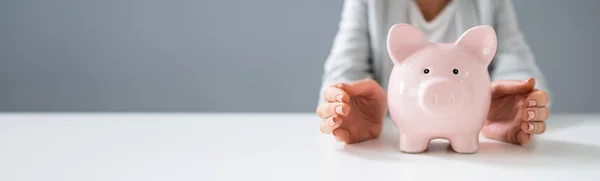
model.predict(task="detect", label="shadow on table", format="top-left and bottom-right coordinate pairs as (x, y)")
top-left (426, 139), bottom-right (600, 167)
top-left (336, 133), bottom-right (403, 162)
top-left (337, 121), bottom-right (600, 167)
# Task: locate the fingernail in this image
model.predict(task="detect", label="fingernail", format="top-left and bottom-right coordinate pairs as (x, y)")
top-left (527, 111), bottom-right (535, 120)
top-left (528, 123), bottom-right (534, 132)
top-left (329, 118), bottom-right (336, 126)
top-left (336, 106), bottom-right (343, 114)
top-left (336, 95), bottom-right (343, 102)
top-left (528, 100), bottom-right (537, 107)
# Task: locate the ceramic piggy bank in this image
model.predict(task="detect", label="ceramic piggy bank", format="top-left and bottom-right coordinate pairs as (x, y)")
top-left (386, 24), bottom-right (496, 154)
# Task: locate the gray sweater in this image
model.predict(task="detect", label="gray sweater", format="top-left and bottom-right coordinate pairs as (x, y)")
top-left (318, 0), bottom-right (550, 104)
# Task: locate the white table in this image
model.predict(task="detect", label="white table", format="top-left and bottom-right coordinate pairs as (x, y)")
top-left (0, 113), bottom-right (599, 181)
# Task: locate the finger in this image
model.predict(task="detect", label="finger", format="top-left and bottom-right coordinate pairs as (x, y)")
top-left (322, 86), bottom-right (350, 103)
top-left (522, 107), bottom-right (550, 121)
top-left (516, 131), bottom-right (532, 145)
top-left (319, 115), bottom-right (343, 134)
top-left (316, 102), bottom-right (350, 118)
top-left (521, 121), bottom-right (546, 134)
top-left (491, 78), bottom-right (535, 98)
top-left (525, 89), bottom-right (550, 107)
top-left (481, 123), bottom-right (511, 142)
top-left (333, 128), bottom-right (351, 143)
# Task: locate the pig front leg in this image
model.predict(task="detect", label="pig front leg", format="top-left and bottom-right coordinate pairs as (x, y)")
top-left (449, 134), bottom-right (479, 154)
top-left (399, 133), bottom-right (430, 153)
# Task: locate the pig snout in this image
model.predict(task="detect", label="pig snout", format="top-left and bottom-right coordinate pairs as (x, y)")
top-left (418, 78), bottom-right (467, 114)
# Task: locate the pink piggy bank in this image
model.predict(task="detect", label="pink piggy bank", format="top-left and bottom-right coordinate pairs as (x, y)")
top-left (386, 24), bottom-right (496, 154)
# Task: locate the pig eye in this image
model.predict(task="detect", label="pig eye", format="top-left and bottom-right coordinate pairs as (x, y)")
top-left (423, 69), bottom-right (430, 74)
top-left (452, 69), bottom-right (459, 75)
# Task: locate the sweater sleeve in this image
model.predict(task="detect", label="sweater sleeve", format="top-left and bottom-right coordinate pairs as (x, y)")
top-left (317, 0), bottom-right (374, 105)
top-left (491, 0), bottom-right (552, 107)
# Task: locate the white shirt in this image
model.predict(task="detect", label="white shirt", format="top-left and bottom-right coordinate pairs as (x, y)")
top-left (408, 0), bottom-right (459, 43)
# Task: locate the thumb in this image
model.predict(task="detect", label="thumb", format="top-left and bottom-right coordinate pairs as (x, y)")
top-left (344, 79), bottom-right (385, 99)
top-left (491, 78), bottom-right (536, 98)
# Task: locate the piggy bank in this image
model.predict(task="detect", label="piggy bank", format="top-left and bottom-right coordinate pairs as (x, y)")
top-left (386, 24), bottom-right (496, 153)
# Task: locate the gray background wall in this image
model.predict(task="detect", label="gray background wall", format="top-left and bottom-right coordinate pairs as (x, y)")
top-left (0, 0), bottom-right (598, 113)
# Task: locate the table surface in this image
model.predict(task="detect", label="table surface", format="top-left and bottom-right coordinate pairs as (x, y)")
top-left (1, 113), bottom-right (600, 181)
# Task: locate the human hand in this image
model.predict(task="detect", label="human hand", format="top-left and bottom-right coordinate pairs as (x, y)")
top-left (316, 79), bottom-right (387, 144)
top-left (482, 78), bottom-right (550, 144)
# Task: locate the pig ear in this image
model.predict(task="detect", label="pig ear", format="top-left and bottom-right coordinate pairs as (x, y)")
top-left (455, 25), bottom-right (497, 66)
top-left (387, 24), bottom-right (429, 64)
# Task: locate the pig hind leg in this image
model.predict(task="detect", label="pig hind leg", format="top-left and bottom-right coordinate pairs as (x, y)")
top-left (399, 133), bottom-right (430, 153)
top-left (448, 134), bottom-right (479, 154)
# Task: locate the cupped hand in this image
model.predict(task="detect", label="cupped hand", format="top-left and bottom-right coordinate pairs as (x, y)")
top-left (482, 78), bottom-right (550, 145)
top-left (316, 79), bottom-right (388, 144)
